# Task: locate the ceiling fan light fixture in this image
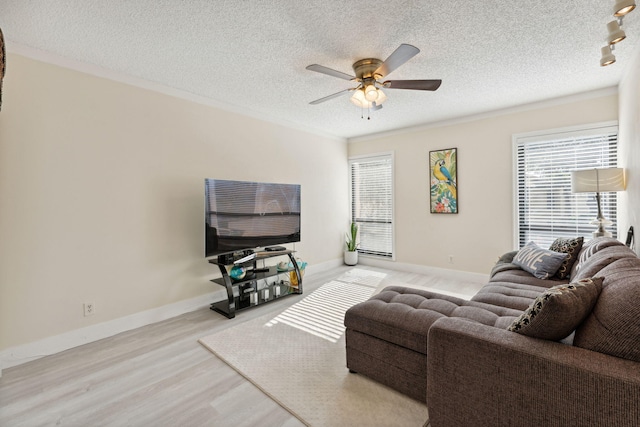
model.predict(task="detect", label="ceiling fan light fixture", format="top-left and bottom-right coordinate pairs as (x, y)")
top-left (606, 20), bottom-right (626, 44)
top-left (600, 45), bottom-right (616, 66)
top-left (613, 0), bottom-right (636, 16)
top-left (307, 44), bottom-right (440, 114)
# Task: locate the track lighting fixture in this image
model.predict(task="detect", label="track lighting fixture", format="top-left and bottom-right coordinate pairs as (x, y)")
top-left (600, 0), bottom-right (636, 66)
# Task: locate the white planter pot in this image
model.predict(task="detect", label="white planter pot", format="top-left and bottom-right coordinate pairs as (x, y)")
top-left (344, 250), bottom-right (358, 266)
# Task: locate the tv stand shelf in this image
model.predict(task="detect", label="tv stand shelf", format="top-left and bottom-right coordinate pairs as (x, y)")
top-left (208, 250), bottom-right (302, 319)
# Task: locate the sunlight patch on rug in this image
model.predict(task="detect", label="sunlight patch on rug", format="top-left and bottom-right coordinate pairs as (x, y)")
top-left (265, 280), bottom-right (376, 343)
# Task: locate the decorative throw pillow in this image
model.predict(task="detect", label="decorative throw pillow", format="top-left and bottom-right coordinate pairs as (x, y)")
top-left (512, 241), bottom-right (568, 279)
top-left (549, 237), bottom-right (584, 279)
top-left (508, 277), bottom-right (603, 341)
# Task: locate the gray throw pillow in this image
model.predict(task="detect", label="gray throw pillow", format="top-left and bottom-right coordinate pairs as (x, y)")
top-left (513, 241), bottom-right (568, 279)
top-left (508, 277), bottom-right (603, 341)
top-left (549, 237), bottom-right (584, 279)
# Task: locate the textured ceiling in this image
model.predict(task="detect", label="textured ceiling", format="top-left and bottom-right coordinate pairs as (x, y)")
top-left (2, 0), bottom-right (639, 139)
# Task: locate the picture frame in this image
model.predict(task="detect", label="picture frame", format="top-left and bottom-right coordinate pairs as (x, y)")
top-left (429, 148), bottom-right (458, 214)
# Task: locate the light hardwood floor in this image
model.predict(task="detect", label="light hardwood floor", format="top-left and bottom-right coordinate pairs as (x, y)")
top-left (0, 265), bottom-right (482, 427)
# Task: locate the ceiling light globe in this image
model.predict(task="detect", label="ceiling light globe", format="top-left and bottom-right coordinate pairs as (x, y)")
top-left (613, 0), bottom-right (636, 16)
top-left (607, 21), bottom-right (626, 45)
top-left (600, 45), bottom-right (616, 66)
top-left (350, 89), bottom-right (368, 108)
top-left (364, 85), bottom-right (379, 102)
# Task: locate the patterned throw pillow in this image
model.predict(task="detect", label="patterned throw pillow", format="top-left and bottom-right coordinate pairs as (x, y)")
top-left (513, 241), bottom-right (568, 279)
top-left (508, 277), bottom-right (603, 341)
top-left (549, 237), bottom-right (584, 279)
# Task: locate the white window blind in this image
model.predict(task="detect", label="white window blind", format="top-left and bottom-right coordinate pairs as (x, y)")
top-left (515, 124), bottom-right (618, 248)
top-left (349, 153), bottom-right (394, 258)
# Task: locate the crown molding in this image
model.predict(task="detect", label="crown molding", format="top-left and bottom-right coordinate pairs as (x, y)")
top-left (6, 41), bottom-right (346, 144)
top-left (348, 86), bottom-right (619, 143)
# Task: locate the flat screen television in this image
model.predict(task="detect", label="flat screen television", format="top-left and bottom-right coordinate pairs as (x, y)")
top-left (204, 178), bottom-right (301, 257)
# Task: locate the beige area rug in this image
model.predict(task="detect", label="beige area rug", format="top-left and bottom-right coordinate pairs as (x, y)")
top-left (199, 269), bottom-right (430, 427)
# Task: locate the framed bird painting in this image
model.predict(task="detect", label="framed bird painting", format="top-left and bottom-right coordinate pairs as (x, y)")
top-left (429, 148), bottom-right (458, 214)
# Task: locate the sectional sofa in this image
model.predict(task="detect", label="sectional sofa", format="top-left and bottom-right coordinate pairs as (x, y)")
top-left (344, 237), bottom-right (640, 426)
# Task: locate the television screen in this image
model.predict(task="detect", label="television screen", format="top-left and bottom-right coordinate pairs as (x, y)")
top-left (205, 179), bottom-right (301, 257)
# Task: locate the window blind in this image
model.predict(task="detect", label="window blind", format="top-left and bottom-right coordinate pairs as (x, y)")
top-left (349, 154), bottom-right (394, 258)
top-left (515, 124), bottom-right (618, 248)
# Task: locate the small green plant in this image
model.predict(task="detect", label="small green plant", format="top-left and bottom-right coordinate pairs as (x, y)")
top-left (345, 222), bottom-right (358, 252)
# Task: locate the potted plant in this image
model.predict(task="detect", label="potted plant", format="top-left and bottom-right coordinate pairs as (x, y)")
top-left (344, 222), bottom-right (359, 266)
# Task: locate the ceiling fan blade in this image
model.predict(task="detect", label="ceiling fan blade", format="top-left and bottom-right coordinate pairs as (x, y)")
top-left (374, 44), bottom-right (420, 77)
top-left (306, 64), bottom-right (355, 81)
top-left (309, 88), bottom-right (353, 105)
top-left (383, 79), bottom-right (442, 91)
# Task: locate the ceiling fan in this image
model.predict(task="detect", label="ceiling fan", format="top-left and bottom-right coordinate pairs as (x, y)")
top-left (306, 44), bottom-right (441, 113)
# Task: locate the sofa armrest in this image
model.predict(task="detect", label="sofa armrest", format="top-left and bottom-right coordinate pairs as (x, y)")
top-left (427, 317), bottom-right (640, 427)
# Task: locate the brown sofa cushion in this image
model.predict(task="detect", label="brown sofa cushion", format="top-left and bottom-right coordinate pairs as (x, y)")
top-left (574, 257), bottom-right (640, 362)
top-left (344, 286), bottom-right (521, 354)
top-left (508, 277), bottom-right (603, 341)
top-left (472, 281), bottom-right (551, 311)
top-left (489, 268), bottom-right (566, 288)
top-left (549, 236), bottom-right (584, 279)
top-left (570, 237), bottom-right (626, 278)
top-left (572, 245), bottom-right (638, 282)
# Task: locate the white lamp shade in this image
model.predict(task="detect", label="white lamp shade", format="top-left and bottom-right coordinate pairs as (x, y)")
top-left (614, 0), bottom-right (636, 16)
top-left (571, 168), bottom-right (626, 193)
top-left (607, 21), bottom-right (626, 45)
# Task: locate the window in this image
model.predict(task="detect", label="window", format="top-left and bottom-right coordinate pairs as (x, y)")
top-left (514, 122), bottom-right (618, 248)
top-left (348, 153), bottom-right (394, 258)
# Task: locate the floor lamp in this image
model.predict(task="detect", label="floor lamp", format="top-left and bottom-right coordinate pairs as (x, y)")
top-left (571, 168), bottom-right (626, 238)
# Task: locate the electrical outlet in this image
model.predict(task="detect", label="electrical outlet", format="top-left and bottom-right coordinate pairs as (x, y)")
top-left (84, 302), bottom-right (95, 317)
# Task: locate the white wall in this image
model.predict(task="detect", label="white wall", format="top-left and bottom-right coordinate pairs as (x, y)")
top-left (0, 54), bottom-right (348, 352)
top-left (618, 44), bottom-right (640, 254)
top-left (348, 93), bottom-right (619, 274)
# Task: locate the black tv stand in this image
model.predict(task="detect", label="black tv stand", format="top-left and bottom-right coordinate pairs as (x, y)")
top-left (265, 246), bottom-right (286, 252)
top-left (208, 250), bottom-right (302, 319)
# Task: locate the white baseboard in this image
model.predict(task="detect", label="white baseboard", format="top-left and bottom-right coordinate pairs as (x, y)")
top-left (0, 289), bottom-right (225, 373)
top-left (304, 257), bottom-right (344, 275)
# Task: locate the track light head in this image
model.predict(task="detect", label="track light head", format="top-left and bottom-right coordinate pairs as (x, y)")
top-left (607, 20), bottom-right (627, 44)
top-left (613, 0), bottom-right (636, 16)
top-left (600, 45), bottom-right (616, 66)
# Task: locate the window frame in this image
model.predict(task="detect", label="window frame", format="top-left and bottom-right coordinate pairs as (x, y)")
top-left (512, 121), bottom-right (619, 249)
top-left (348, 151), bottom-right (396, 260)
